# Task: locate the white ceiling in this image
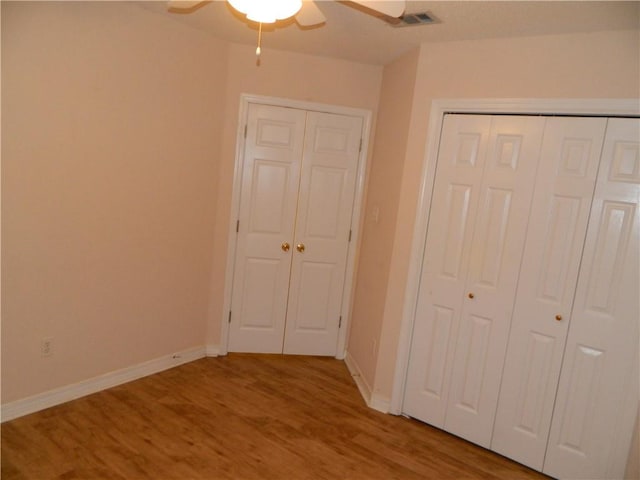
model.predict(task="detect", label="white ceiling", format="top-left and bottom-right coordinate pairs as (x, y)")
top-left (136, 1), bottom-right (640, 65)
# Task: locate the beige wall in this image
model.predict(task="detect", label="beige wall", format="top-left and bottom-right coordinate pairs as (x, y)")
top-left (2, 2), bottom-right (383, 404)
top-left (2, 1), bottom-right (638, 436)
top-left (346, 49), bottom-right (419, 385)
top-left (2, 2), bottom-right (228, 402)
top-left (352, 29), bottom-right (640, 399)
top-left (205, 43), bottom-right (383, 346)
top-left (627, 408), bottom-right (639, 479)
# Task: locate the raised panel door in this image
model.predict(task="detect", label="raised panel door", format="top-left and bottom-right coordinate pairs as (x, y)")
top-left (228, 104), bottom-right (306, 353)
top-left (443, 116), bottom-right (545, 447)
top-left (543, 118), bottom-right (640, 479)
top-left (403, 114), bottom-right (492, 426)
top-left (491, 117), bottom-right (607, 469)
top-left (283, 112), bottom-right (363, 355)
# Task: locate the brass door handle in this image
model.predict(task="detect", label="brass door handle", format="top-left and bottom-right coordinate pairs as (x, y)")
top-left (281, 242), bottom-right (290, 252)
top-left (296, 243), bottom-right (305, 253)
top-left (468, 293), bottom-right (474, 299)
top-left (555, 314), bottom-right (562, 321)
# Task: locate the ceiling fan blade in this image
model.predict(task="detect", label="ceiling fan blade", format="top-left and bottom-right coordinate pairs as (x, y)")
top-left (296, 0), bottom-right (327, 26)
top-left (167, 0), bottom-right (206, 11)
top-left (350, 0), bottom-right (405, 18)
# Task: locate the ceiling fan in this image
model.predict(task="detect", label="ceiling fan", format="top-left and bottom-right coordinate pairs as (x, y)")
top-left (167, 0), bottom-right (406, 58)
top-left (167, 0), bottom-right (406, 28)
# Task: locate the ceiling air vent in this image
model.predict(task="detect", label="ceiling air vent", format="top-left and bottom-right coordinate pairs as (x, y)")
top-left (389, 12), bottom-right (437, 28)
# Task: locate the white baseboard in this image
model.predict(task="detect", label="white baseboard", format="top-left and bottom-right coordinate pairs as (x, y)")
top-left (1, 345), bottom-right (208, 423)
top-left (344, 351), bottom-right (390, 414)
top-left (205, 344), bottom-right (221, 357)
top-left (369, 392), bottom-right (391, 413)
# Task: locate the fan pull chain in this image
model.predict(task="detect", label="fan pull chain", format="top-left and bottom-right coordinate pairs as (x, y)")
top-left (256, 22), bottom-right (262, 58)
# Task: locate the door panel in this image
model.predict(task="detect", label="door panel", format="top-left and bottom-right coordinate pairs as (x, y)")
top-left (491, 117), bottom-right (607, 469)
top-left (457, 314), bottom-right (492, 413)
top-left (403, 114), bottom-right (491, 426)
top-left (443, 116), bottom-right (545, 448)
top-left (291, 261), bottom-right (335, 330)
top-left (476, 187), bottom-right (513, 287)
top-left (555, 344), bottom-right (604, 453)
top-left (228, 104), bottom-right (307, 353)
top-left (515, 331), bottom-right (556, 430)
top-left (303, 166), bottom-right (346, 238)
top-left (422, 306), bottom-right (456, 399)
top-left (238, 258), bottom-right (284, 329)
top-left (544, 119), bottom-right (640, 479)
top-left (248, 161), bottom-right (292, 233)
top-left (584, 200), bottom-right (635, 311)
top-left (441, 184), bottom-right (474, 278)
top-left (283, 112), bottom-right (362, 355)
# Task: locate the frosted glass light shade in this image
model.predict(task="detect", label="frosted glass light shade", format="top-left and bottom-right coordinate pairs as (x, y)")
top-left (228, 0), bottom-right (303, 23)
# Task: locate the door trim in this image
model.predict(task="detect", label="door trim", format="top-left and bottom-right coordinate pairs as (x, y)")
top-left (390, 98), bottom-right (640, 415)
top-left (219, 94), bottom-right (373, 358)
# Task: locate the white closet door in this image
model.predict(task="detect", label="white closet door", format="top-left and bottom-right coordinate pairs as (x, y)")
top-left (543, 118), bottom-right (640, 479)
top-left (228, 104), bottom-right (306, 353)
top-left (491, 117), bottom-right (607, 469)
top-left (443, 116), bottom-right (545, 447)
top-left (403, 114), bottom-right (491, 427)
top-left (283, 112), bottom-right (363, 356)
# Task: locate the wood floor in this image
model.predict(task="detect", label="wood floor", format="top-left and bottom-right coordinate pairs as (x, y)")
top-left (2, 354), bottom-right (550, 479)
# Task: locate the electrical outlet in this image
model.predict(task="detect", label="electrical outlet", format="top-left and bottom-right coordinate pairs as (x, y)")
top-left (41, 337), bottom-right (54, 357)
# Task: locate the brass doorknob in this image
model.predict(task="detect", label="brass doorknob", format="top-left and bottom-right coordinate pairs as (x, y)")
top-left (555, 314), bottom-right (562, 321)
top-left (468, 293), bottom-right (474, 299)
top-left (296, 243), bottom-right (305, 253)
top-left (281, 242), bottom-right (290, 252)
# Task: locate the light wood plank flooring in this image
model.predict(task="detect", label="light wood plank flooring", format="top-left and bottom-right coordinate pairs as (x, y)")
top-left (1, 354), bottom-right (550, 479)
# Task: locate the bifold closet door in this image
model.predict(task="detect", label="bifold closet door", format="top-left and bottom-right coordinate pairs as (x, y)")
top-left (228, 104), bottom-right (306, 353)
top-left (443, 115), bottom-right (544, 447)
top-left (404, 113), bottom-right (638, 477)
top-left (403, 114), bottom-right (545, 447)
top-left (543, 117), bottom-right (640, 480)
top-left (403, 114), bottom-right (491, 426)
top-left (228, 104), bottom-right (363, 356)
top-left (491, 117), bottom-right (607, 470)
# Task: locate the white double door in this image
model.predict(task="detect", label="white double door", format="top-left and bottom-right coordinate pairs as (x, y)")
top-left (403, 114), bottom-right (639, 479)
top-left (228, 103), bottom-right (363, 356)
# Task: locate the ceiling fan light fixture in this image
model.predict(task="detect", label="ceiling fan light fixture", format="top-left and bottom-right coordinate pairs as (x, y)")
top-left (228, 0), bottom-right (303, 23)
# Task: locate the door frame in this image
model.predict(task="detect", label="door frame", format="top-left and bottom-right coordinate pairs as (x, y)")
top-left (219, 94), bottom-right (373, 359)
top-left (390, 98), bottom-right (640, 414)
